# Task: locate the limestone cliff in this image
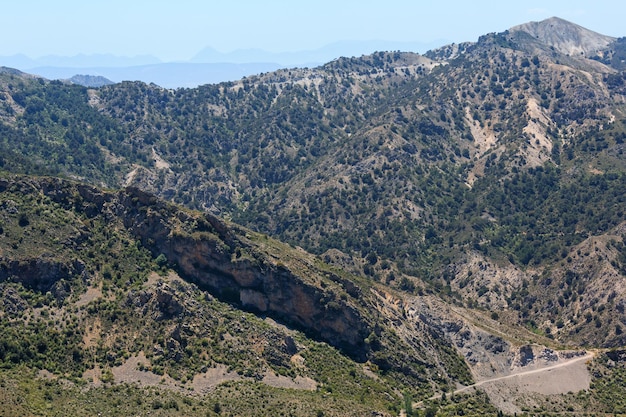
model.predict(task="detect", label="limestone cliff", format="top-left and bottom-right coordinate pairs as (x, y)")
top-left (115, 186), bottom-right (372, 358)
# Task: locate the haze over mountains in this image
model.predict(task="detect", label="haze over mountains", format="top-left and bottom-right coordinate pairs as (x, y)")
top-left (0, 39), bottom-right (446, 88)
top-left (1, 16), bottom-right (626, 416)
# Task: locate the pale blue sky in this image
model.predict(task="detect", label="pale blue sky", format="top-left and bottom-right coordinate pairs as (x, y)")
top-left (3, 0), bottom-right (624, 61)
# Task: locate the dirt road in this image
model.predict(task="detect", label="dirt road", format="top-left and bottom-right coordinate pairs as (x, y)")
top-left (415, 350), bottom-right (595, 413)
top-left (454, 350), bottom-right (595, 395)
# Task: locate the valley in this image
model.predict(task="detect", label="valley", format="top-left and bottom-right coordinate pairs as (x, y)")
top-left (0, 16), bottom-right (626, 416)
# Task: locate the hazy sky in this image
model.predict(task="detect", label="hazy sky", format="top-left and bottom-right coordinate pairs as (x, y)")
top-left (4, 0), bottom-right (624, 61)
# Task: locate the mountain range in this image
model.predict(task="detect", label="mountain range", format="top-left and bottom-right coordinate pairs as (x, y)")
top-left (0, 40), bottom-right (446, 88)
top-left (1, 16), bottom-right (626, 416)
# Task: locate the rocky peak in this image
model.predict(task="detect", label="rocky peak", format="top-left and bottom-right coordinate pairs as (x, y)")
top-left (509, 16), bottom-right (615, 57)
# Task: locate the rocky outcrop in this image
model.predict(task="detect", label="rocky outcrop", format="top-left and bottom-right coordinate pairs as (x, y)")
top-left (114, 186), bottom-right (371, 359)
top-left (0, 255), bottom-right (86, 300)
top-left (4, 177), bottom-right (371, 360)
top-left (0, 175), bottom-right (473, 386)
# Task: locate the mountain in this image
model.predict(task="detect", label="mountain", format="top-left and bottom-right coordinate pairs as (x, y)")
top-left (40, 53), bottom-right (162, 68)
top-left (191, 40), bottom-right (448, 66)
top-left (67, 74), bottom-right (115, 87)
top-left (509, 16), bottom-right (616, 57)
top-left (0, 53), bottom-right (162, 69)
top-left (0, 52), bottom-right (282, 88)
top-left (1, 16), bottom-right (626, 415)
top-left (2, 41), bottom-right (446, 89)
top-left (0, 173), bottom-right (508, 415)
top-left (26, 62), bottom-right (283, 89)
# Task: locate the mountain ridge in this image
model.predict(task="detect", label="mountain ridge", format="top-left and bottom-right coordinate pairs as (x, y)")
top-left (0, 39), bottom-right (447, 88)
top-left (1, 16), bottom-right (626, 415)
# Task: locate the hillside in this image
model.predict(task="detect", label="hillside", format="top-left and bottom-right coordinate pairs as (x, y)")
top-left (2, 173), bottom-right (625, 416)
top-left (1, 17), bottom-right (626, 415)
top-left (0, 173), bottom-right (485, 414)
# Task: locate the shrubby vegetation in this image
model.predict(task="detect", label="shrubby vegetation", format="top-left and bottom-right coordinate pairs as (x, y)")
top-left (1, 19), bottom-right (626, 415)
top-left (0, 174), bottom-right (462, 415)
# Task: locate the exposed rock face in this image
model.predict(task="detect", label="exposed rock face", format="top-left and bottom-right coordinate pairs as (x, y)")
top-left (405, 296), bottom-right (514, 380)
top-left (115, 186), bottom-right (371, 359)
top-left (510, 16), bottom-right (616, 57)
top-left (154, 283), bottom-right (186, 319)
top-left (5, 177), bottom-right (371, 360)
top-left (0, 256), bottom-right (86, 297)
top-left (0, 175), bottom-right (487, 387)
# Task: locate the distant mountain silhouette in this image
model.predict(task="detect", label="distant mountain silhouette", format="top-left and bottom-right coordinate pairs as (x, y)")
top-left (26, 62), bottom-right (283, 88)
top-left (191, 39), bottom-right (448, 66)
top-left (0, 53), bottom-right (161, 69)
top-left (0, 40), bottom-right (448, 88)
